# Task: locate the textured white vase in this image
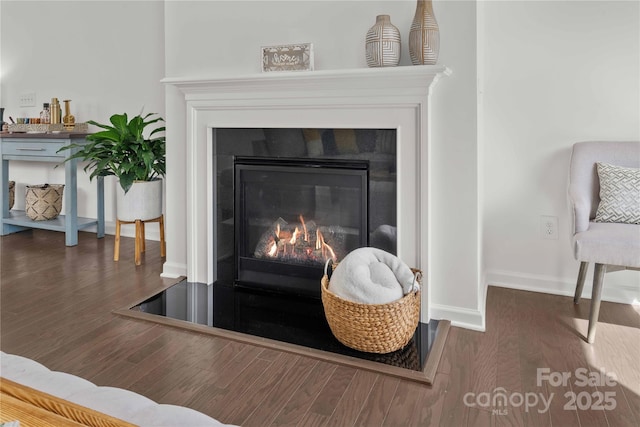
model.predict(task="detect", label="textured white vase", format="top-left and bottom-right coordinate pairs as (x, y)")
top-left (365, 15), bottom-right (401, 67)
top-left (116, 179), bottom-right (163, 221)
top-left (409, 0), bottom-right (440, 65)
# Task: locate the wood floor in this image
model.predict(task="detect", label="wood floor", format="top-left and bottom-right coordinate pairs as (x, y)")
top-left (1, 230), bottom-right (639, 427)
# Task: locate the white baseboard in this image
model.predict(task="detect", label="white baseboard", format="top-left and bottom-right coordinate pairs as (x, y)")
top-left (430, 303), bottom-right (485, 331)
top-left (83, 221), bottom-right (161, 241)
top-left (485, 269), bottom-right (640, 305)
top-left (161, 261), bottom-right (187, 279)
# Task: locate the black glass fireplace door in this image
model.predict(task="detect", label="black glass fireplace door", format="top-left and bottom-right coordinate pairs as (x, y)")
top-left (235, 157), bottom-right (368, 297)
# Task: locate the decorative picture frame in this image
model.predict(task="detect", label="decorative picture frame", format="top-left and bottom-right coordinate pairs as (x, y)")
top-left (261, 43), bottom-right (314, 72)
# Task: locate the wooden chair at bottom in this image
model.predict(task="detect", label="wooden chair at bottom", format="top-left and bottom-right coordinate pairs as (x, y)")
top-left (114, 215), bottom-right (166, 266)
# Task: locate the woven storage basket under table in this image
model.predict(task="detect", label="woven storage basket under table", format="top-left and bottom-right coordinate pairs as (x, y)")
top-left (321, 265), bottom-right (422, 354)
top-left (25, 184), bottom-right (64, 221)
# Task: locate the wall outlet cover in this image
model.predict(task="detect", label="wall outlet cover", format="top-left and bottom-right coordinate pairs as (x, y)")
top-left (540, 215), bottom-right (558, 240)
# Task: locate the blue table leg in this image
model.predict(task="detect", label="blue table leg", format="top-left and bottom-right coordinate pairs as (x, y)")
top-left (65, 157), bottom-right (79, 246)
top-left (1, 159), bottom-right (8, 219)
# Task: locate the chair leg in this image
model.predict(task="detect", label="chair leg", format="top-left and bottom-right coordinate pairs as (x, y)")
top-left (159, 214), bottom-right (166, 258)
top-left (587, 263), bottom-right (606, 344)
top-left (114, 220), bottom-right (121, 261)
top-left (134, 220), bottom-right (142, 266)
top-left (573, 261), bottom-right (589, 303)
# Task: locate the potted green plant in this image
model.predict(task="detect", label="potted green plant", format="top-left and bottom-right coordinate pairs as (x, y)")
top-left (59, 112), bottom-right (165, 221)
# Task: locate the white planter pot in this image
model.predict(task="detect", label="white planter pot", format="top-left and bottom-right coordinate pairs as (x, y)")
top-left (116, 179), bottom-right (163, 221)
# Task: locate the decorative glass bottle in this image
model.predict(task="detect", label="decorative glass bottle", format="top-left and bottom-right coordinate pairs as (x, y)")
top-left (365, 15), bottom-right (401, 67)
top-left (409, 0), bottom-right (440, 65)
top-left (40, 103), bottom-right (50, 124)
top-left (62, 99), bottom-right (75, 130)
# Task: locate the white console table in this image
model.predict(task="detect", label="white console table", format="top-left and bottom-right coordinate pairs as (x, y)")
top-left (0, 132), bottom-right (105, 246)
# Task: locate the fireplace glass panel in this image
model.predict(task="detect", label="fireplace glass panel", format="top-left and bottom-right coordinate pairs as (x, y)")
top-left (235, 158), bottom-right (368, 295)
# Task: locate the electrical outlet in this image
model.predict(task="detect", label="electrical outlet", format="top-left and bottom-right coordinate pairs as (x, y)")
top-left (19, 92), bottom-right (36, 107)
top-left (540, 215), bottom-right (558, 240)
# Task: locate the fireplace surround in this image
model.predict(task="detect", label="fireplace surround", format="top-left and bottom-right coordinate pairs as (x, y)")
top-left (163, 65), bottom-right (450, 324)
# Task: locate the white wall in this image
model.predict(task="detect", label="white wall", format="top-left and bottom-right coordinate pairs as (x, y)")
top-left (482, 1), bottom-right (640, 302)
top-left (166, 0), bottom-right (414, 75)
top-left (0, 0), bottom-right (165, 238)
top-left (163, 0), bottom-right (483, 329)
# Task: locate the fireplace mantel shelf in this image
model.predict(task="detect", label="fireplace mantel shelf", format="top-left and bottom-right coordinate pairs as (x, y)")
top-left (162, 65), bottom-right (451, 97)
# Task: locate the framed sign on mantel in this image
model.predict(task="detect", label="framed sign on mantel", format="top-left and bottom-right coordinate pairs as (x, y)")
top-left (261, 43), bottom-right (314, 72)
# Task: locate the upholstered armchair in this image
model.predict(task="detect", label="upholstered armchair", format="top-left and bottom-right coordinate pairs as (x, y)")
top-left (568, 141), bottom-right (640, 343)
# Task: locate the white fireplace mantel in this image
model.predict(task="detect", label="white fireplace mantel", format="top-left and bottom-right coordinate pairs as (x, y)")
top-left (162, 65), bottom-right (449, 99)
top-left (162, 65), bottom-right (450, 322)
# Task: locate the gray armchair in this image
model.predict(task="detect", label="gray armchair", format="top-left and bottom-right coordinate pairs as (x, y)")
top-left (568, 141), bottom-right (640, 343)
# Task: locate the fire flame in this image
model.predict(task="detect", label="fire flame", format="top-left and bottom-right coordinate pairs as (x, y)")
top-left (268, 242), bottom-right (278, 257)
top-left (324, 242), bottom-right (337, 262)
top-left (299, 215), bottom-right (309, 242)
top-left (315, 228), bottom-right (337, 262)
top-left (289, 227), bottom-right (300, 244)
top-left (263, 216), bottom-right (337, 263)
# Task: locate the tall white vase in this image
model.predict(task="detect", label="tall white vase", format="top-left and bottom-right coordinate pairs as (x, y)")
top-left (116, 179), bottom-right (163, 221)
top-left (409, 0), bottom-right (440, 65)
top-left (365, 15), bottom-right (401, 67)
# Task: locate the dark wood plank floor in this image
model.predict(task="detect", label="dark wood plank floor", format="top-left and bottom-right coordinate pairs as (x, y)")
top-left (1, 230), bottom-right (639, 426)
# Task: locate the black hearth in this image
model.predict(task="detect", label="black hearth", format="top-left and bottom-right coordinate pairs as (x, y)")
top-left (234, 157), bottom-right (368, 297)
top-left (132, 279), bottom-right (439, 372)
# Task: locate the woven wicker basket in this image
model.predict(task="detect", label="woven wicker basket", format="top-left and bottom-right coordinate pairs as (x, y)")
top-left (25, 184), bottom-right (64, 221)
top-left (321, 265), bottom-right (422, 354)
top-left (8, 180), bottom-right (15, 210)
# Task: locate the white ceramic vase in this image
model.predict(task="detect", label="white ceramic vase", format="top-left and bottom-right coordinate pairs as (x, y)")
top-left (116, 179), bottom-right (163, 221)
top-left (365, 15), bottom-right (401, 67)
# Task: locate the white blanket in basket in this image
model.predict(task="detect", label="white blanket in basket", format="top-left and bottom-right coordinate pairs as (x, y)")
top-left (328, 247), bottom-right (418, 305)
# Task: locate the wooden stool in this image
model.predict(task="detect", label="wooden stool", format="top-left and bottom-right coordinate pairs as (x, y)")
top-left (114, 215), bottom-right (166, 266)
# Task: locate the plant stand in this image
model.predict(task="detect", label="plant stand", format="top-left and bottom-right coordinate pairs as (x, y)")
top-left (114, 215), bottom-right (165, 266)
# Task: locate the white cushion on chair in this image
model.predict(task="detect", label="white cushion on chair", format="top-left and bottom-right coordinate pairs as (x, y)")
top-left (573, 221), bottom-right (640, 268)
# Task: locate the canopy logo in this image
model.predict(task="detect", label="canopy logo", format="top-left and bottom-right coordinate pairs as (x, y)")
top-left (463, 367), bottom-right (618, 415)
top-left (463, 388), bottom-right (551, 415)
